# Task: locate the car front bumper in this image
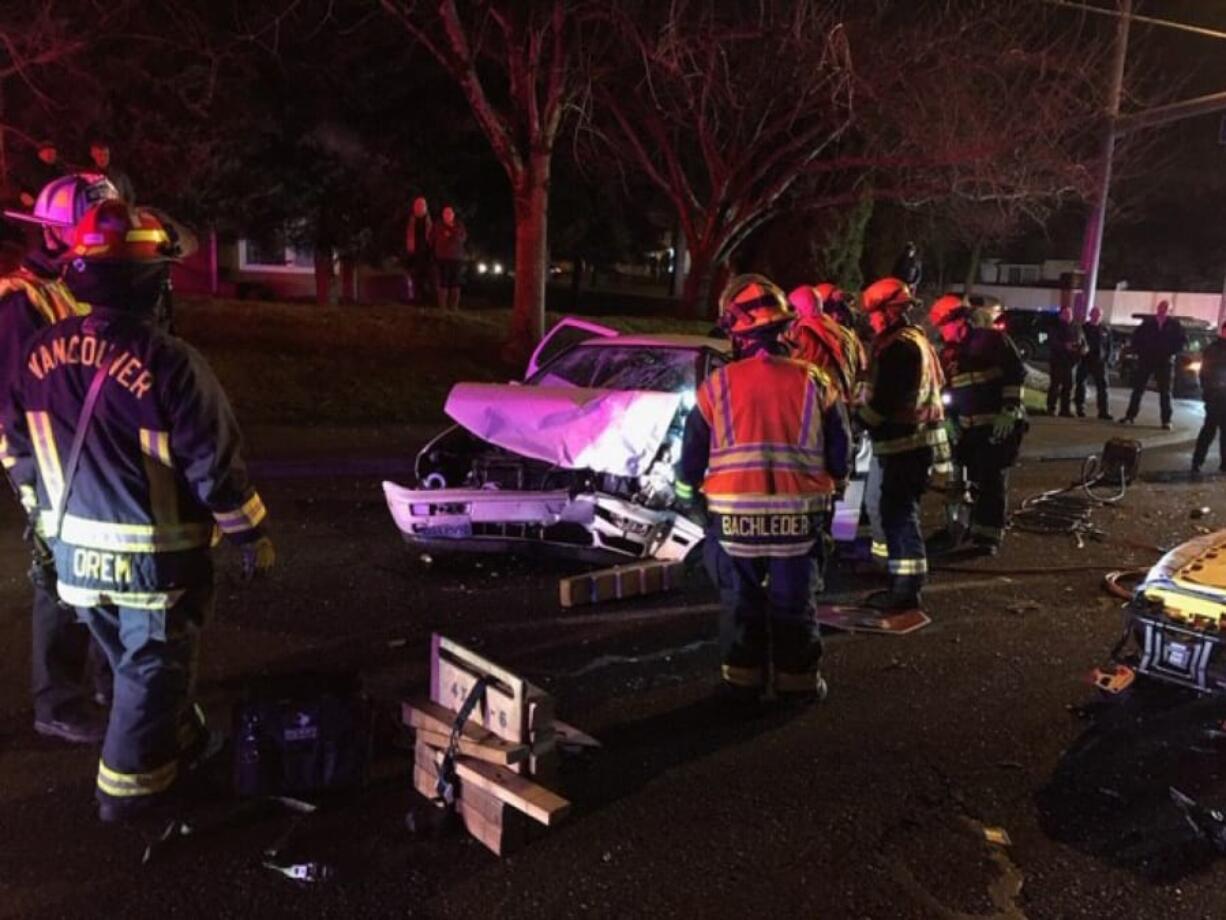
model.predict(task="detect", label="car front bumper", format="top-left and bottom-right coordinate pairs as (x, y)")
top-left (382, 482), bottom-right (704, 564)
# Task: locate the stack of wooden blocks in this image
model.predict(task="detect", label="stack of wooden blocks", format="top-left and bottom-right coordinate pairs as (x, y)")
top-left (405, 634), bottom-right (594, 855)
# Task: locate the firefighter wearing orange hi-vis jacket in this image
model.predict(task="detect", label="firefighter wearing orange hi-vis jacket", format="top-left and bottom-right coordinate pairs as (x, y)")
top-left (1, 200), bottom-right (275, 824)
top-left (676, 275), bottom-right (851, 704)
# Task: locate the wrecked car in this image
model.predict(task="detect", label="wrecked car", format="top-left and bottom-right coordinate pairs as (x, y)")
top-left (383, 318), bottom-right (868, 565)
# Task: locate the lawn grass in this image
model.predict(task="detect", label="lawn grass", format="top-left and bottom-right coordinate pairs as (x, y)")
top-left (174, 296), bottom-right (711, 425)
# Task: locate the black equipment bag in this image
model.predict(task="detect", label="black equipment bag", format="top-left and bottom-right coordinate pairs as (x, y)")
top-left (233, 671), bottom-right (373, 797)
top-left (1100, 437), bottom-right (1142, 485)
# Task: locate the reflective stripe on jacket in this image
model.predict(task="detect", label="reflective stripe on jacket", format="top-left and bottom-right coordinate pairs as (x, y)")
top-left (941, 327), bottom-right (1027, 430)
top-left (695, 352), bottom-right (842, 557)
top-left (860, 323), bottom-right (950, 466)
top-left (2, 309), bottom-right (265, 609)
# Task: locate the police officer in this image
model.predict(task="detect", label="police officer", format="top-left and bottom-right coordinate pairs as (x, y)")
top-left (1191, 321), bottom-right (1226, 475)
top-left (2, 200), bottom-right (275, 822)
top-left (858, 277), bottom-right (950, 611)
top-left (928, 295), bottom-right (1027, 557)
top-left (677, 274), bottom-right (850, 702)
top-left (1046, 306), bottom-right (1086, 418)
top-left (1, 174), bottom-right (119, 743)
top-left (1122, 299), bottom-right (1185, 430)
top-left (1074, 306), bottom-right (1113, 420)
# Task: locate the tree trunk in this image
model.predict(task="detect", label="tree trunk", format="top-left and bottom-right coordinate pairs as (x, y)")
top-left (314, 245), bottom-right (335, 305)
top-left (507, 156), bottom-right (550, 365)
top-left (964, 238), bottom-right (983, 296)
top-left (680, 242), bottom-right (717, 321)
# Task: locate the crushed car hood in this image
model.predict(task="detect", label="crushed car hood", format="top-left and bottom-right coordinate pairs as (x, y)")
top-left (445, 383), bottom-right (683, 478)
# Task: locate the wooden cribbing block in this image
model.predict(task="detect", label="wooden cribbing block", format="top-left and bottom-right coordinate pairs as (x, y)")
top-left (430, 634), bottom-right (525, 744)
top-left (413, 746), bottom-right (536, 856)
top-left (430, 748), bottom-right (570, 826)
top-left (404, 698), bottom-right (529, 766)
top-left (558, 559), bottom-right (685, 608)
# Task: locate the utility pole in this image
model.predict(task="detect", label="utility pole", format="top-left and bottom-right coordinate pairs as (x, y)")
top-left (1075, 0), bottom-right (1131, 321)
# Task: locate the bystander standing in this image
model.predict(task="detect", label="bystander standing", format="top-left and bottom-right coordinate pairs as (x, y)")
top-left (404, 196), bottom-right (433, 305)
top-left (430, 205), bottom-right (467, 311)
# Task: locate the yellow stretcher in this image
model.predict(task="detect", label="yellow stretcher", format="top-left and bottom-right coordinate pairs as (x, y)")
top-left (1119, 530), bottom-right (1226, 693)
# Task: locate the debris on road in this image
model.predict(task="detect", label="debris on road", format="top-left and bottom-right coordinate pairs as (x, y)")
top-left (982, 826), bottom-right (1012, 847)
top-left (813, 605), bottom-right (931, 635)
top-left (1191, 507), bottom-right (1212, 520)
top-left (1171, 787), bottom-right (1226, 852)
top-left (406, 634), bottom-right (588, 856)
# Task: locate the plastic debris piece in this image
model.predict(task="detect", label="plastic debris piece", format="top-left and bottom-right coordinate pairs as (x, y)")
top-left (419, 554), bottom-right (434, 565)
top-left (1191, 507), bottom-right (1212, 520)
top-left (263, 860), bottom-right (333, 884)
top-left (983, 827), bottom-right (1012, 847)
top-left (387, 637), bottom-right (408, 649)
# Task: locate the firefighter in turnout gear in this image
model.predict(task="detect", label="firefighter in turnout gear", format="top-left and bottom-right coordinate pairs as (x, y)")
top-left (783, 284), bottom-right (866, 404)
top-left (927, 295), bottom-right (1027, 557)
top-left (676, 274), bottom-right (851, 702)
top-left (2, 174), bottom-right (119, 744)
top-left (1, 200), bottom-right (275, 823)
top-left (858, 277), bottom-right (950, 611)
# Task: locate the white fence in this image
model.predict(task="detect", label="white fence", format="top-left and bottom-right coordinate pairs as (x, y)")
top-left (962, 284), bottom-right (1225, 327)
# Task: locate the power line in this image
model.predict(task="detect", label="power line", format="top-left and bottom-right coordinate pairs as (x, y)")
top-left (1043, 0), bottom-right (1226, 42)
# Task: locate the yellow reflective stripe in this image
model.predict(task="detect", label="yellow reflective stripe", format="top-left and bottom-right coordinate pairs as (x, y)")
top-left (859, 403), bottom-right (884, 427)
top-left (674, 481), bottom-right (694, 500)
top-left (213, 492), bottom-right (267, 534)
top-left (871, 540), bottom-right (889, 559)
top-left (873, 426), bottom-right (949, 456)
top-left (721, 664), bottom-right (765, 688)
top-left (18, 484), bottom-right (38, 513)
top-left (708, 445), bottom-right (826, 472)
top-left (888, 558), bottom-right (929, 575)
top-left (126, 228), bottom-right (169, 243)
top-left (26, 411), bottom-right (64, 512)
top-left (58, 514), bottom-right (212, 552)
top-left (58, 582), bottom-right (185, 610)
top-left (951, 368), bottom-right (1003, 387)
top-left (706, 493), bottom-right (832, 514)
top-left (1002, 385), bottom-right (1024, 400)
top-left (97, 758), bottom-right (178, 798)
top-left (139, 428), bottom-right (173, 467)
top-left (722, 540), bottom-right (818, 558)
top-left (1, 456), bottom-right (13, 470)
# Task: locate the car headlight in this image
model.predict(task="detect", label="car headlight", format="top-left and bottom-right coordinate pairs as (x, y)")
top-left (477, 261), bottom-right (489, 274)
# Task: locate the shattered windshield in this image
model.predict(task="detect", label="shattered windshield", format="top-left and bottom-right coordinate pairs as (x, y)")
top-left (532, 345), bottom-right (700, 393)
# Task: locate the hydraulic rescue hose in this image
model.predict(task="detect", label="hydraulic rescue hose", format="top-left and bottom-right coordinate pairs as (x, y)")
top-left (1007, 451), bottom-right (1129, 546)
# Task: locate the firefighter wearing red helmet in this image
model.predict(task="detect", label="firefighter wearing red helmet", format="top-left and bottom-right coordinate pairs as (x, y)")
top-left (1, 174), bottom-right (120, 745)
top-left (676, 275), bottom-right (850, 702)
top-left (927, 294), bottom-right (1027, 557)
top-left (858, 277), bottom-right (950, 611)
top-left (1, 199), bottom-right (274, 823)
top-left (783, 285), bottom-right (865, 403)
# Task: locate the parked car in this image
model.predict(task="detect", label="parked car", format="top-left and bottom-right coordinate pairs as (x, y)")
top-left (1000, 308), bottom-right (1064, 363)
top-left (383, 317), bottom-right (869, 564)
top-left (1114, 316), bottom-right (1214, 398)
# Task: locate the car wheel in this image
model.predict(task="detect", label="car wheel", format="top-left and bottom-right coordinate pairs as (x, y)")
top-left (1013, 337), bottom-right (1038, 362)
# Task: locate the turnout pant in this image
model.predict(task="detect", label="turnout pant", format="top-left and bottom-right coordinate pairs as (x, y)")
top-left (1047, 358), bottom-right (1077, 415)
top-left (703, 528), bottom-right (823, 692)
top-left (1125, 359), bottom-right (1174, 424)
top-left (1193, 397), bottom-right (1226, 471)
top-left (1074, 356), bottom-right (1110, 417)
top-left (879, 448), bottom-right (933, 598)
top-left (29, 546), bottom-right (111, 722)
top-left (77, 582), bottom-right (211, 806)
top-left (957, 426), bottom-right (1013, 548)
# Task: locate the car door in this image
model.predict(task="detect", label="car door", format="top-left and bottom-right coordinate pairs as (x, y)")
top-left (525, 317), bottom-right (619, 380)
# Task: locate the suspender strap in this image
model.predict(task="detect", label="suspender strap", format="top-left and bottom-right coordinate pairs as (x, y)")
top-left (53, 356), bottom-right (116, 540)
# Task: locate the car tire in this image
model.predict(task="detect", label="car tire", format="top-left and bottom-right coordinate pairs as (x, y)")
top-left (1013, 337), bottom-right (1038, 363)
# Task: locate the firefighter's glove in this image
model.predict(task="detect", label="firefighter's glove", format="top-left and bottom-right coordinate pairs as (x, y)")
top-left (674, 481), bottom-right (709, 527)
top-left (989, 406), bottom-right (1024, 444)
top-left (241, 535), bottom-right (277, 581)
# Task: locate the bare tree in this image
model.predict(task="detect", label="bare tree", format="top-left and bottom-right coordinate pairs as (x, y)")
top-left (590, 0), bottom-right (855, 316)
top-left (0, 2), bottom-right (90, 199)
top-left (591, 0), bottom-right (1130, 316)
top-left (380, 0), bottom-right (587, 357)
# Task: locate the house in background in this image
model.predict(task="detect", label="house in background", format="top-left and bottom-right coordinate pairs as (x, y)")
top-left (172, 227), bottom-right (404, 304)
top-left (977, 258), bottom-right (1079, 287)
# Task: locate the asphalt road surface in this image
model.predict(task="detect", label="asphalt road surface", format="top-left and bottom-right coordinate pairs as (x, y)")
top-left (4, 439), bottom-right (1226, 919)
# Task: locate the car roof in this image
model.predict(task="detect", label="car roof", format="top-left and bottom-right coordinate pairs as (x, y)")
top-left (582, 333), bottom-right (732, 352)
